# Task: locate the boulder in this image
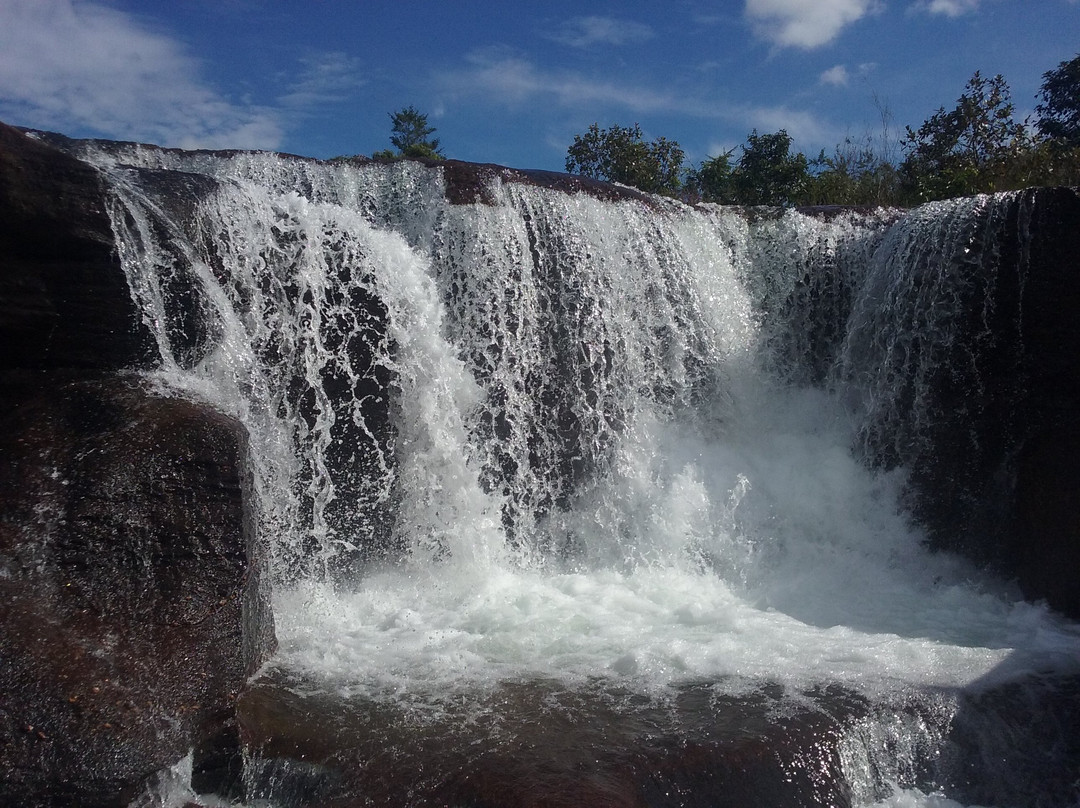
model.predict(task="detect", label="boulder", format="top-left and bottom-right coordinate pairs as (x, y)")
top-left (0, 121), bottom-right (154, 379)
top-left (0, 378), bottom-right (274, 806)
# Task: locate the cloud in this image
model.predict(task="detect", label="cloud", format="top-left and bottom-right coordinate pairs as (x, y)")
top-left (0, 0), bottom-right (282, 148)
top-left (739, 104), bottom-right (835, 147)
top-left (278, 53), bottom-right (366, 109)
top-left (745, 0), bottom-right (882, 48)
top-left (911, 0), bottom-right (981, 15)
top-left (442, 50), bottom-right (686, 114)
top-left (820, 65), bottom-right (850, 86)
top-left (547, 16), bottom-right (654, 48)
top-left (441, 49), bottom-right (835, 154)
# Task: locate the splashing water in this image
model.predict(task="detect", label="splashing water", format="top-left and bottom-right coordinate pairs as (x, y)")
top-left (86, 143), bottom-right (1079, 805)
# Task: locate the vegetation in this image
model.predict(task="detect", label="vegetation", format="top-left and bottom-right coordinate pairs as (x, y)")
top-left (565, 123), bottom-right (684, 196)
top-left (1036, 53), bottom-right (1080, 147)
top-left (683, 151), bottom-right (733, 202)
top-left (728, 130), bottom-right (809, 206)
top-left (373, 105), bottom-right (444, 160)
top-left (564, 53), bottom-right (1080, 206)
top-left (898, 71), bottom-right (1028, 201)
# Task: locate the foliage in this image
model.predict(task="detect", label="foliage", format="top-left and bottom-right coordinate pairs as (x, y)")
top-left (900, 71), bottom-right (1027, 201)
top-left (726, 130), bottom-right (809, 206)
top-left (799, 97), bottom-right (902, 207)
top-left (575, 56), bottom-right (1079, 208)
top-left (1036, 53), bottom-right (1080, 148)
top-left (684, 151), bottom-right (734, 202)
top-left (383, 106), bottom-right (444, 160)
top-left (800, 136), bottom-right (901, 207)
top-left (565, 123), bottom-right (685, 195)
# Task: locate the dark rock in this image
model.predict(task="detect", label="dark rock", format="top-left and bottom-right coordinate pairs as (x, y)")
top-left (0, 123), bottom-right (274, 804)
top-left (1012, 428), bottom-right (1080, 616)
top-left (0, 122), bottom-right (155, 378)
top-left (0, 378), bottom-right (274, 807)
top-left (941, 672), bottom-right (1080, 807)
top-left (237, 674), bottom-right (862, 807)
top-left (886, 187), bottom-right (1080, 616)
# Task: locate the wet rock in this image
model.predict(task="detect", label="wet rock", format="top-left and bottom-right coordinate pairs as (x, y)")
top-left (941, 672), bottom-right (1080, 807)
top-left (0, 124), bottom-right (273, 805)
top-left (1012, 428), bottom-right (1080, 616)
top-left (237, 674), bottom-right (862, 807)
top-left (892, 187), bottom-right (1080, 616)
top-left (0, 378), bottom-right (273, 807)
top-left (0, 122), bottom-right (155, 378)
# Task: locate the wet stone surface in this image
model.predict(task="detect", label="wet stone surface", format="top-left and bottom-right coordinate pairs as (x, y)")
top-left (238, 671), bottom-right (868, 808)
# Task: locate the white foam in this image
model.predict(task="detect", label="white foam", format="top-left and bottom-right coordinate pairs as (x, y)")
top-left (271, 380), bottom-right (1079, 703)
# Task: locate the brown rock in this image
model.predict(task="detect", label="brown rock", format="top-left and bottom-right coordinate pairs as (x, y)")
top-left (0, 378), bottom-right (273, 806)
top-left (237, 675), bottom-right (859, 807)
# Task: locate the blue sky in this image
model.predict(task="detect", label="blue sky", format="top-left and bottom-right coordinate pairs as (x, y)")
top-left (0, 0), bottom-right (1077, 172)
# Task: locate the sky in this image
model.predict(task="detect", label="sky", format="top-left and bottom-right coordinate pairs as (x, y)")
top-left (0, 0), bottom-right (1078, 173)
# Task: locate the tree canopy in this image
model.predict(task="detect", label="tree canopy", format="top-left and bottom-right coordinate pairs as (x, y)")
top-left (562, 53), bottom-right (1079, 207)
top-left (727, 130), bottom-right (809, 206)
top-left (684, 131), bottom-right (809, 206)
top-left (374, 106), bottom-right (444, 160)
top-left (899, 72), bottom-right (1027, 201)
top-left (1036, 53), bottom-right (1080, 147)
top-left (565, 123), bottom-right (684, 196)
top-left (684, 152), bottom-right (734, 202)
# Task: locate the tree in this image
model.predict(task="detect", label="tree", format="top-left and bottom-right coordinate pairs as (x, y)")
top-left (685, 151), bottom-right (734, 203)
top-left (379, 106), bottom-right (444, 160)
top-left (900, 71), bottom-right (1026, 201)
top-left (727, 130), bottom-right (809, 206)
top-left (801, 134), bottom-right (901, 207)
top-left (565, 123), bottom-right (684, 195)
top-left (1036, 53), bottom-right (1080, 147)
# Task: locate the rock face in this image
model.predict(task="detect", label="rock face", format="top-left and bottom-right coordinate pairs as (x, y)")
top-left (0, 122), bottom-right (154, 376)
top-left (0, 122), bottom-right (274, 805)
top-left (891, 188), bottom-right (1080, 617)
top-left (3, 119), bottom-right (1080, 804)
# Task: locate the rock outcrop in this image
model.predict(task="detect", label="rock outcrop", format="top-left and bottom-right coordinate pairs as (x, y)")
top-left (0, 122), bottom-right (273, 805)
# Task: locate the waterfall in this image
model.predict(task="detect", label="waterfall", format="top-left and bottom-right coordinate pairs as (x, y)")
top-left (81, 143), bottom-right (1080, 806)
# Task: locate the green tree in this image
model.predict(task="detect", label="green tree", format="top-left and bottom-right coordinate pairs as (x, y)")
top-left (900, 71), bottom-right (1026, 201)
top-left (685, 151), bottom-right (734, 202)
top-left (1036, 53), bottom-right (1080, 148)
top-left (565, 123), bottom-right (684, 195)
top-left (727, 130), bottom-right (809, 206)
top-left (801, 134), bottom-right (901, 206)
top-left (378, 105), bottom-right (444, 160)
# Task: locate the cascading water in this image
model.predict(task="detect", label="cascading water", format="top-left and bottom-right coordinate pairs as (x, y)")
top-left (74, 141), bottom-right (1080, 807)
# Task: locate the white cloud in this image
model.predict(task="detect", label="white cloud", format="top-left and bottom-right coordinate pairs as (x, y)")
top-left (442, 50), bottom-right (685, 114)
top-left (548, 16), bottom-right (654, 48)
top-left (279, 53), bottom-right (366, 109)
top-left (745, 0), bottom-right (882, 49)
top-left (441, 49), bottom-right (835, 155)
top-left (0, 0), bottom-right (282, 148)
top-left (912, 0), bottom-right (981, 15)
top-left (820, 65), bottom-right (851, 86)
top-left (740, 104), bottom-right (835, 147)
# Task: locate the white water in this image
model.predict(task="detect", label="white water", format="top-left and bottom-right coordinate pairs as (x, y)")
top-left (91, 145), bottom-right (1079, 805)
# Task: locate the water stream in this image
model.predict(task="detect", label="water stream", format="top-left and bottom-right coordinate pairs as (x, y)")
top-left (80, 144), bottom-right (1080, 806)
